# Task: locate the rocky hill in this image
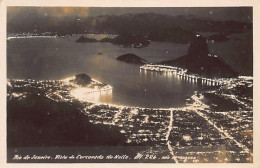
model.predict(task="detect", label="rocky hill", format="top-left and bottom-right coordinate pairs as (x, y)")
top-left (159, 35), bottom-right (238, 78)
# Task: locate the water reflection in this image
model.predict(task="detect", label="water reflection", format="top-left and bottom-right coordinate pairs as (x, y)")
top-left (7, 37), bottom-right (203, 108)
top-left (71, 87), bottom-right (113, 103)
top-left (140, 68), bottom-right (201, 88)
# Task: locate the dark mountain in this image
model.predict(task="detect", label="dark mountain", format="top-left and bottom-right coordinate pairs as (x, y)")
top-left (101, 34), bottom-right (150, 47)
top-left (8, 13), bottom-right (251, 43)
top-left (159, 35), bottom-right (238, 78)
top-left (188, 35), bottom-right (209, 57)
top-left (7, 93), bottom-right (127, 147)
top-left (76, 34), bottom-right (150, 48)
top-left (117, 53), bottom-right (148, 65)
top-left (76, 35), bottom-right (98, 42)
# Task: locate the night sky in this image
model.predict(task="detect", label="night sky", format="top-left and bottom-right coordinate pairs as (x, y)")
top-left (8, 7), bottom-right (252, 23)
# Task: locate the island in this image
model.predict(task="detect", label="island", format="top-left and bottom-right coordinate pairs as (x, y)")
top-left (101, 34), bottom-right (150, 48)
top-left (116, 53), bottom-right (148, 65)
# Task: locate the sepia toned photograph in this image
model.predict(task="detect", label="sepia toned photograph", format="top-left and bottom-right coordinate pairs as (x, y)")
top-left (6, 6), bottom-right (253, 163)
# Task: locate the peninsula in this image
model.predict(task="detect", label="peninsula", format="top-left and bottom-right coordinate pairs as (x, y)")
top-left (158, 34), bottom-right (238, 78)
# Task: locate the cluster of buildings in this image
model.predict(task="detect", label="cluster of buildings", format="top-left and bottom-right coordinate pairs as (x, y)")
top-left (85, 105), bottom-right (171, 146)
top-left (7, 32), bottom-right (59, 40)
top-left (7, 74), bottom-right (253, 163)
top-left (168, 109), bottom-right (252, 163)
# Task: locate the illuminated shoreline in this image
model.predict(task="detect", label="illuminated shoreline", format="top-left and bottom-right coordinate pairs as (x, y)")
top-left (7, 33), bottom-right (119, 40)
top-left (7, 75), bottom-right (253, 162)
top-left (7, 74), bottom-right (253, 111)
top-left (140, 64), bottom-right (230, 86)
top-left (7, 36), bottom-right (58, 40)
